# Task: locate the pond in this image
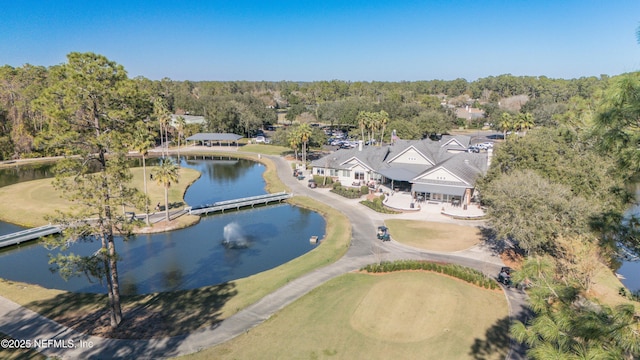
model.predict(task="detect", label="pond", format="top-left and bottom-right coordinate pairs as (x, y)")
top-left (616, 185), bottom-right (640, 293)
top-left (0, 156), bottom-right (325, 295)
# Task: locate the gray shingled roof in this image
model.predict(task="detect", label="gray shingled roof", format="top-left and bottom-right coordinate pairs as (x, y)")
top-left (413, 152), bottom-right (487, 185)
top-left (186, 133), bottom-right (242, 141)
top-left (311, 136), bottom-right (487, 186)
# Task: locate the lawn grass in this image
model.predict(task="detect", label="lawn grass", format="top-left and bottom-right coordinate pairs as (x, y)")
top-left (0, 167), bottom-right (200, 227)
top-left (589, 262), bottom-right (638, 309)
top-left (239, 144), bottom-right (291, 156)
top-left (385, 219), bottom-right (481, 252)
top-left (179, 272), bottom-right (510, 360)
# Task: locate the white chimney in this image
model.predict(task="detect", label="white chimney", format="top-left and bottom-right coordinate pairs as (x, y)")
top-left (358, 140), bottom-right (363, 151)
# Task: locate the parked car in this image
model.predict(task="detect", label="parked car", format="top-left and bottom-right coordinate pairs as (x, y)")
top-left (254, 136), bottom-right (270, 143)
top-left (467, 146), bottom-right (480, 153)
top-left (476, 142), bottom-right (493, 150)
top-left (308, 179), bottom-right (317, 188)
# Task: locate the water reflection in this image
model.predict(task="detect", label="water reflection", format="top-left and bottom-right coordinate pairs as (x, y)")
top-left (0, 162), bottom-right (56, 187)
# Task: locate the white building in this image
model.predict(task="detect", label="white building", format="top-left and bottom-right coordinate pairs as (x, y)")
top-left (310, 135), bottom-right (488, 205)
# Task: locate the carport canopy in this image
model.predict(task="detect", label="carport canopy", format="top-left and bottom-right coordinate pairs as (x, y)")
top-left (186, 133), bottom-right (242, 142)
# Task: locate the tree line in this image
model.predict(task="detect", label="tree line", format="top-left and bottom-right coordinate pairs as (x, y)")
top-left (477, 71), bottom-right (640, 358)
top-left (0, 59), bottom-right (613, 160)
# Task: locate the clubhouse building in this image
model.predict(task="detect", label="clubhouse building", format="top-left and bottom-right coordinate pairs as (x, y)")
top-left (310, 135), bottom-right (489, 206)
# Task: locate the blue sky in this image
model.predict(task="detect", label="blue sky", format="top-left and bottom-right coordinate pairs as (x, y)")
top-left (2, 1), bottom-right (639, 81)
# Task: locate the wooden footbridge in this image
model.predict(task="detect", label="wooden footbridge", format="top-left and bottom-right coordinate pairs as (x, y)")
top-left (187, 192), bottom-right (292, 215)
top-left (0, 224), bottom-right (61, 249)
top-left (0, 192), bottom-right (293, 249)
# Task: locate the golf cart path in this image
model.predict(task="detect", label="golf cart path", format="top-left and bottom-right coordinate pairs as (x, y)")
top-left (0, 154), bottom-right (529, 359)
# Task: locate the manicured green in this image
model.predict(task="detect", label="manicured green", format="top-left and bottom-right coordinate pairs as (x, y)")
top-left (179, 272), bottom-right (509, 360)
top-left (385, 219), bottom-right (481, 252)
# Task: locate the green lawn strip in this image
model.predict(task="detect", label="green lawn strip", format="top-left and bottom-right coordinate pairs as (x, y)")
top-left (237, 144), bottom-right (291, 156)
top-left (179, 272), bottom-right (509, 360)
top-left (385, 219), bottom-right (481, 252)
top-left (0, 167), bottom-right (200, 227)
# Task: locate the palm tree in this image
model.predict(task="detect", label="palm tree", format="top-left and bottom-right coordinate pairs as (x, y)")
top-left (153, 98), bottom-right (171, 158)
top-left (517, 112), bottom-right (535, 135)
top-left (378, 110), bottom-right (389, 146)
top-left (152, 158), bottom-right (180, 222)
top-left (298, 123), bottom-right (313, 165)
top-left (498, 112), bottom-right (513, 140)
top-left (287, 127), bottom-right (300, 162)
top-left (357, 111), bottom-right (367, 142)
top-left (366, 112), bottom-right (379, 145)
top-left (175, 116), bottom-right (186, 167)
top-left (131, 123), bottom-right (155, 226)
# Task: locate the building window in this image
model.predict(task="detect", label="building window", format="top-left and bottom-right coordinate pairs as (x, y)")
top-left (342, 170), bottom-right (350, 177)
top-left (317, 168), bottom-right (324, 175)
top-left (355, 172), bottom-right (365, 180)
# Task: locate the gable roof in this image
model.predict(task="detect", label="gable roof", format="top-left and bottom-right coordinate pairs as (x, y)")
top-left (310, 136), bottom-right (486, 183)
top-left (440, 135), bottom-right (470, 150)
top-left (385, 143), bottom-right (434, 164)
top-left (186, 133), bottom-right (242, 142)
top-left (412, 152), bottom-right (487, 185)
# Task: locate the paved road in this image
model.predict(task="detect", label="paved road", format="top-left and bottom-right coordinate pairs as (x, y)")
top-left (0, 154), bottom-right (529, 359)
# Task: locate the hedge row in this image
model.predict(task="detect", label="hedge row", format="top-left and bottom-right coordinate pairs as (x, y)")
top-left (361, 260), bottom-right (499, 290)
top-left (359, 198), bottom-right (400, 214)
top-left (330, 183), bottom-right (368, 199)
top-left (312, 175), bottom-right (334, 187)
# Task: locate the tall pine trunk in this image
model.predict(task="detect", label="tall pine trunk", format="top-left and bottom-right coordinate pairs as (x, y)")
top-left (98, 150), bottom-right (122, 328)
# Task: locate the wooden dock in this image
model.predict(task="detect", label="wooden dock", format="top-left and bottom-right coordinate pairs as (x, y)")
top-left (187, 192), bottom-right (292, 215)
top-left (0, 224), bottom-right (61, 249)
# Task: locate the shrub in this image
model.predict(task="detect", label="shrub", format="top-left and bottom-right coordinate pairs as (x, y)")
top-left (360, 185), bottom-right (370, 195)
top-left (359, 199), bottom-right (400, 214)
top-left (313, 175), bottom-right (333, 187)
top-left (332, 182), bottom-right (342, 190)
top-left (360, 260), bottom-right (498, 290)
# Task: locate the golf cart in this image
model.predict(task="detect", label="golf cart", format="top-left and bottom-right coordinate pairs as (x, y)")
top-left (497, 266), bottom-right (513, 287)
top-left (377, 226), bottom-right (390, 242)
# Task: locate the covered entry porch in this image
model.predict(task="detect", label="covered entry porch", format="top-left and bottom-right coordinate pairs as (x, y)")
top-left (411, 183), bottom-right (471, 206)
